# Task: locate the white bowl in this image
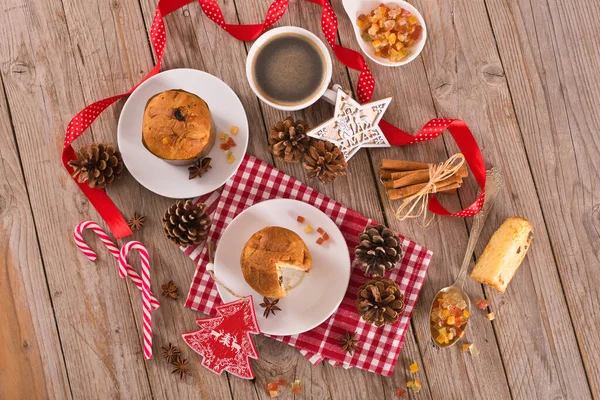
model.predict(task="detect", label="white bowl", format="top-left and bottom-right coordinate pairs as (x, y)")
top-left (342, 0), bottom-right (427, 67)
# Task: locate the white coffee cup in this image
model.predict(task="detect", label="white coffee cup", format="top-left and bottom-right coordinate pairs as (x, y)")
top-left (246, 26), bottom-right (337, 111)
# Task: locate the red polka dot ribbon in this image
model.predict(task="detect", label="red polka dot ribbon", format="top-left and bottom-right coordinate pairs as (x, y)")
top-left (62, 0), bottom-right (485, 238)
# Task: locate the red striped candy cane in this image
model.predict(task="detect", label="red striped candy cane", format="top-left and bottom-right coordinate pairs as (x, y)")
top-left (74, 221), bottom-right (160, 310)
top-left (119, 241), bottom-right (154, 360)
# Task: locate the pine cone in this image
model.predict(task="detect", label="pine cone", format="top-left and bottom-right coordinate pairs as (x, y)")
top-left (268, 117), bottom-right (312, 163)
top-left (303, 140), bottom-right (347, 183)
top-left (355, 225), bottom-right (403, 277)
top-left (68, 143), bottom-right (123, 189)
top-left (356, 277), bottom-right (404, 327)
top-left (162, 200), bottom-right (211, 247)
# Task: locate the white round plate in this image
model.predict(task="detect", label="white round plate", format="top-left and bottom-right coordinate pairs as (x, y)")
top-left (214, 199), bottom-right (351, 336)
top-left (117, 68), bottom-right (248, 198)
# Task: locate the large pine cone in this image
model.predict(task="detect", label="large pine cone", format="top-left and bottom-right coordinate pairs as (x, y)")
top-left (355, 225), bottom-right (403, 277)
top-left (356, 277), bottom-right (405, 327)
top-left (268, 117), bottom-right (312, 163)
top-left (68, 143), bottom-right (123, 189)
top-left (162, 200), bottom-right (211, 247)
top-left (302, 140), bottom-right (347, 183)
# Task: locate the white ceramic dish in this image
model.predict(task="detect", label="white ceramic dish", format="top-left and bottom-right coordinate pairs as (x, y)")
top-left (213, 199), bottom-right (351, 336)
top-left (342, 0), bottom-right (427, 67)
top-left (117, 68), bottom-right (248, 199)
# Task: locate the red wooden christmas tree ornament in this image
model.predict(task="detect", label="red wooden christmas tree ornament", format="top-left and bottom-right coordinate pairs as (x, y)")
top-left (182, 296), bottom-right (260, 379)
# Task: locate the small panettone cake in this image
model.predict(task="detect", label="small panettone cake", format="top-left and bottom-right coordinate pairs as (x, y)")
top-left (142, 89), bottom-right (216, 165)
top-left (241, 227), bottom-right (312, 299)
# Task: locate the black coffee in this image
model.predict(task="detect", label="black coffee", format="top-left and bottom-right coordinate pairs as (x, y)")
top-left (252, 33), bottom-right (326, 106)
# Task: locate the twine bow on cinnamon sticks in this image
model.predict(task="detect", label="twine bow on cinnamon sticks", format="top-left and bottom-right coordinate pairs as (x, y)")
top-left (379, 154), bottom-right (468, 225)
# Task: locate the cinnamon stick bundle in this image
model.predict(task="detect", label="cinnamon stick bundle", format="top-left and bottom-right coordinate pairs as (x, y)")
top-left (383, 165), bottom-right (468, 190)
top-left (387, 174), bottom-right (464, 200)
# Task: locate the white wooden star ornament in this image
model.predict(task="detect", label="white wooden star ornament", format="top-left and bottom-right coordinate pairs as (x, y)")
top-left (307, 89), bottom-right (392, 161)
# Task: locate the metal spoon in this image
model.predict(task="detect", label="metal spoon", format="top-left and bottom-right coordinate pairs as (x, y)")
top-left (429, 168), bottom-right (503, 348)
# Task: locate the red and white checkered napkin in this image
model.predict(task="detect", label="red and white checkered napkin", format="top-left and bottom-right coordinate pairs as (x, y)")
top-left (184, 155), bottom-right (432, 376)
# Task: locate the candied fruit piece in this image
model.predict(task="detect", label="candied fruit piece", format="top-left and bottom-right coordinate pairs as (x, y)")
top-left (297, 216), bottom-right (305, 223)
top-left (316, 237), bottom-right (325, 245)
top-left (304, 224), bottom-right (314, 233)
top-left (396, 388), bottom-right (407, 397)
top-left (407, 16), bottom-right (418, 25)
top-left (368, 24), bottom-right (379, 36)
top-left (317, 227), bottom-right (325, 234)
top-left (291, 380), bottom-right (303, 394)
top-left (225, 137), bottom-right (237, 147)
top-left (487, 312), bottom-right (495, 321)
top-left (463, 309), bottom-right (470, 318)
top-left (412, 379), bottom-right (422, 393)
top-left (230, 125), bottom-right (239, 135)
top-left (476, 299), bottom-right (489, 310)
top-left (462, 343), bottom-right (471, 352)
top-left (410, 25), bottom-right (423, 41)
top-left (469, 343), bottom-right (480, 357)
top-left (277, 378), bottom-right (286, 386)
top-left (447, 315), bottom-right (456, 325)
top-left (269, 390), bottom-right (278, 398)
top-left (406, 380), bottom-right (414, 388)
top-left (441, 309), bottom-right (450, 318)
top-left (219, 132), bottom-right (228, 141)
top-left (224, 150), bottom-right (232, 157)
top-left (322, 232), bottom-right (330, 241)
top-left (226, 154), bottom-right (235, 164)
top-left (220, 143), bottom-right (231, 150)
top-left (409, 362), bottom-right (419, 373)
top-left (265, 382), bottom-right (278, 393)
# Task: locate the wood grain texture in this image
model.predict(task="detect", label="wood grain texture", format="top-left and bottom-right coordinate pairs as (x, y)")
top-left (0, 0), bottom-right (597, 398)
top-left (410, 0), bottom-right (592, 398)
top-left (0, 75), bottom-right (71, 399)
top-left (485, 0), bottom-right (600, 396)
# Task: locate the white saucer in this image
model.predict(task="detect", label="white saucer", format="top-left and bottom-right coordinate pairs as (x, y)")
top-left (117, 69), bottom-right (248, 199)
top-left (213, 199), bottom-right (351, 336)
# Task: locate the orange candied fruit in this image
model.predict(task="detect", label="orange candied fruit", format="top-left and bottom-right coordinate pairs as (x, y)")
top-left (322, 232), bottom-right (330, 241)
top-left (476, 299), bottom-right (489, 310)
top-left (462, 343), bottom-right (471, 352)
top-left (487, 312), bottom-right (495, 321)
top-left (409, 362), bottom-right (419, 373)
top-left (395, 388), bottom-right (407, 397)
top-left (317, 227), bottom-right (325, 234)
top-left (230, 125), bottom-right (239, 135)
top-left (406, 379), bottom-right (422, 393)
top-left (297, 216), bottom-right (305, 223)
top-left (265, 381), bottom-right (278, 393)
top-left (356, 4), bottom-right (423, 63)
top-left (316, 237), bottom-right (325, 245)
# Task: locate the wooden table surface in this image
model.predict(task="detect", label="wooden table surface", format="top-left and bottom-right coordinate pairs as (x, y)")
top-left (1, 0), bottom-right (598, 399)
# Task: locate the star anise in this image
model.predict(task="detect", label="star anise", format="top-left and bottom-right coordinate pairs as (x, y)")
top-left (339, 331), bottom-right (359, 354)
top-left (259, 297), bottom-right (281, 319)
top-left (188, 157), bottom-right (212, 180)
top-left (161, 343), bottom-right (181, 363)
top-left (171, 356), bottom-right (191, 380)
top-left (127, 212), bottom-right (146, 231)
top-left (161, 281), bottom-right (179, 299)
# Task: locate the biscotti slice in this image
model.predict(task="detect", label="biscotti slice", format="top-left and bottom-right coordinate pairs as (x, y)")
top-left (470, 217), bottom-right (533, 293)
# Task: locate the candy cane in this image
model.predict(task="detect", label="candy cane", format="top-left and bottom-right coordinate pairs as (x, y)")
top-left (74, 221), bottom-right (160, 310)
top-left (120, 241), bottom-right (154, 360)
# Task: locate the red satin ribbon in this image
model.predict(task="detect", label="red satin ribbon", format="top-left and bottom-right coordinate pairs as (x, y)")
top-left (62, 0), bottom-right (486, 238)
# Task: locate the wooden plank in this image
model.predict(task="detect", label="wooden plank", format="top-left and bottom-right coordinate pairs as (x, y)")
top-left (406, 0), bottom-right (592, 398)
top-left (0, 0), bottom-right (156, 398)
top-left (485, 0), bottom-right (600, 395)
top-left (0, 78), bottom-right (71, 399)
top-left (330, 1), bottom-right (514, 398)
